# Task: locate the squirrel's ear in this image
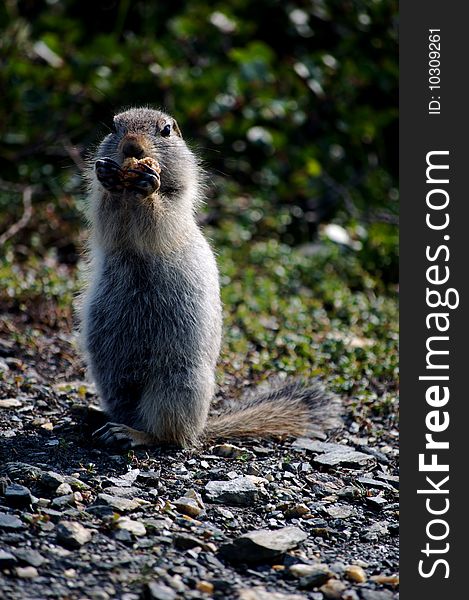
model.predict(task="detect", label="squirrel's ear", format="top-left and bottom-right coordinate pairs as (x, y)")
top-left (172, 119), bottom-right (182, 138)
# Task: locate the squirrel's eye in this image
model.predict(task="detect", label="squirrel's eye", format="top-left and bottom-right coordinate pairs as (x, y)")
top-left (161, 124), bottom-right (171, 137)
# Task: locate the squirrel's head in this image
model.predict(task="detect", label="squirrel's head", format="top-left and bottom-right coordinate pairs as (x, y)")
top-left (96, 107), bottom-right (200, 199)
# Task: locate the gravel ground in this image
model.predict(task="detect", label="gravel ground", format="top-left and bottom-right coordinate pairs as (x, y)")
top-left (0, 317), bottom-right (399, 600)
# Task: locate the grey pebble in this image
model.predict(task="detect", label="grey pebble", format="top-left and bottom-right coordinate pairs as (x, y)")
top-left (96, 493), bottom-right (148, 512)
top-left (137, 471), bottom-right (161, 486)
top-left (0, 513), bottom-right (25, 530)
top-left (0, 550), bottom-right (17, 568)
top-left (205, 477), bottom-right (259, 506)
top-left (295, 564), bottom-right (333, 588)
top-left (314, 448), bottom-right (374, 467)
top-left (360, 590), bottom-right (394, 600)
top-left (12, 548), bottom-right (46, 567)
top-left (143, 582), bottom-right (177, 600)
top-left (366, 496), bottom-right (388, 510)
top-left (220, 526), bottom-right (307, 564)
top-left (5, 484), bottom-right (33, 508)
top-left (56, 520), bottom-right (92, 548)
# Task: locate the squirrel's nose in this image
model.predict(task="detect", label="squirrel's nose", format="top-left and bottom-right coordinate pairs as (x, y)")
top-left (122, 140), bottom-right (145, 159)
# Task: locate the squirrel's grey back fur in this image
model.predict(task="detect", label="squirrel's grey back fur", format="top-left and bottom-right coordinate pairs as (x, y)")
top-left (78, 107), bottom-right (341, 448)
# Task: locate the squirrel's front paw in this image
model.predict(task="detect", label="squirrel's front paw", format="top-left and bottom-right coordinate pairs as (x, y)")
top-left (96, 158), bottom-right (125, 193)
top-left (96, 157), bottom-right (160, 199)
top-left (123, 167), bottom-right (160, 199)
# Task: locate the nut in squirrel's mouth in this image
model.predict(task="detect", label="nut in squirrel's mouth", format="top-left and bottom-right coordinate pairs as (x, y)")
top-left (119, 156), bottom-right (162, 194)
top-left (121, 156), bottom-right (161, 174)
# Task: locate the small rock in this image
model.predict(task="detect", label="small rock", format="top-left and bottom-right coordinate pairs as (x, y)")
top-left (343, 591), bottom-right (360, 600)
top-left (0, 550), bottom-right (17, 568)
top-left (345, 565), bottom-right (367, 583)
top-left (358, 446), bottom-right (391, 464)
top-left (309, 526), bottom-right (334, 538)
top-left (41, 471), bottom-right (66, 488)
top-left (85, 505), bottom-right (115, 519)
top-left (143, 582), bottom-right (177, 600)
top-left (64, 568), bottom-right (77, 578)
top-left (360, 590), bottom-right (394, 600)
top-left (51, 494), bottom-right (76, 508)
top-left (292, 439), bottom-right (373, 466)
top-left (329, 562), bottom-right (346, 577)
top-left (5, 484), bottom-right (33, 508)
top-left (315, 449), bottom-right (373, 467)
top-left (56, 521), bottom-right (92, 548)
top-left (367, 496), bottom-right (388, 510)
top-left (0, 513), bottom-right (24, 530)
top-left (196, 581), bottom-right (214, 593)
top-left (324, 505), bottom-right (354, 519)
top-left (239, 587), bottom-right (305, 600)
top-left (16, 566), bottom-right (38, 578)
top-left (56, 482), bottom-right (73, 495)
top-left (205, 477), bottom-right (259, 506)
top-left (216, 507), bottom-right (235, 520)
top-left (105, 469), bottom-right (140, 488)
top-left (354, 559), bottom-right (369, 568)
top-left (185, 488), bottom-right (205, 506)
top-left (0, 339), bottom-right (13, 355)
top-left (12, 548), bottom-right (45, 568)
top-left (144, 517), bottom-right (172, 531)
top-left (97, 493), bottom-right (149, 512)
top-left (114, 529), bottom-right (132, 543)
top-left (367, 522), bottom-right (389, 537)
top-left (116, 517), bottom-right (146, 537)
top-left (293, 564), bottom-right (333, 587)
top-left (370, 574), bottom-right (399, 586)
top-left (219, 526), bottom-right (307, 564)
top-left (41, 508), bottom-right (66, 522)
top-left (299, 569), bottom-right (332, 590)
top-left (174, 489), bottom-right (204, 517)
top-left (0, 358), bottom-right (10, 372)
top-left (41, 471), bottom-right (89, 491)
top-left (174, 533), bottom-right (206, 550)
top-left (245, 474), bottom-right (268, 485)
top-left (357, 477), bottom-right (397, 492)
top-left (137, 471), bottom-right (161, 486)
top-left (292, 439), bottom-right (337, 452)
top-left (338, 486), bottom-right (362, 500)
top-left (375, 473), bottom-right (399, 485)
top-left (319, 579), bottom-right (346, 599)
top-left (0, 398), bottom-right (22, 408)
top-left (284, 503), bottom-right (310, 519)
top-left (90, 590), bottom-right (110, 600)
top-left (5, 462), bottom-right (44, 481)
top-left (211, 444), bottom-right (254, 460)
top-left (174, 496), bottom-right (203, 518)
top-left (100, 485), bottom-right (142, 498)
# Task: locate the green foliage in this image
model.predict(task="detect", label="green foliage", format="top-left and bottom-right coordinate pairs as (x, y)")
top-left (0, 0), bottom-right (398, 278)
top-left (0, 249), bottom-right (78, 326)
top-left (218, 237), bottom-right (398, 398)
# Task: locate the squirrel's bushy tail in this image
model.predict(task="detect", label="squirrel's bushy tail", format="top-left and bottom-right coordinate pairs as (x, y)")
top-left (204, 379), bottom-right (342, 442)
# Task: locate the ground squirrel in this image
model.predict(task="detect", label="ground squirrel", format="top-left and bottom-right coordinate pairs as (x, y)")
top-left (78, 107), bottom-right (341, 448)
